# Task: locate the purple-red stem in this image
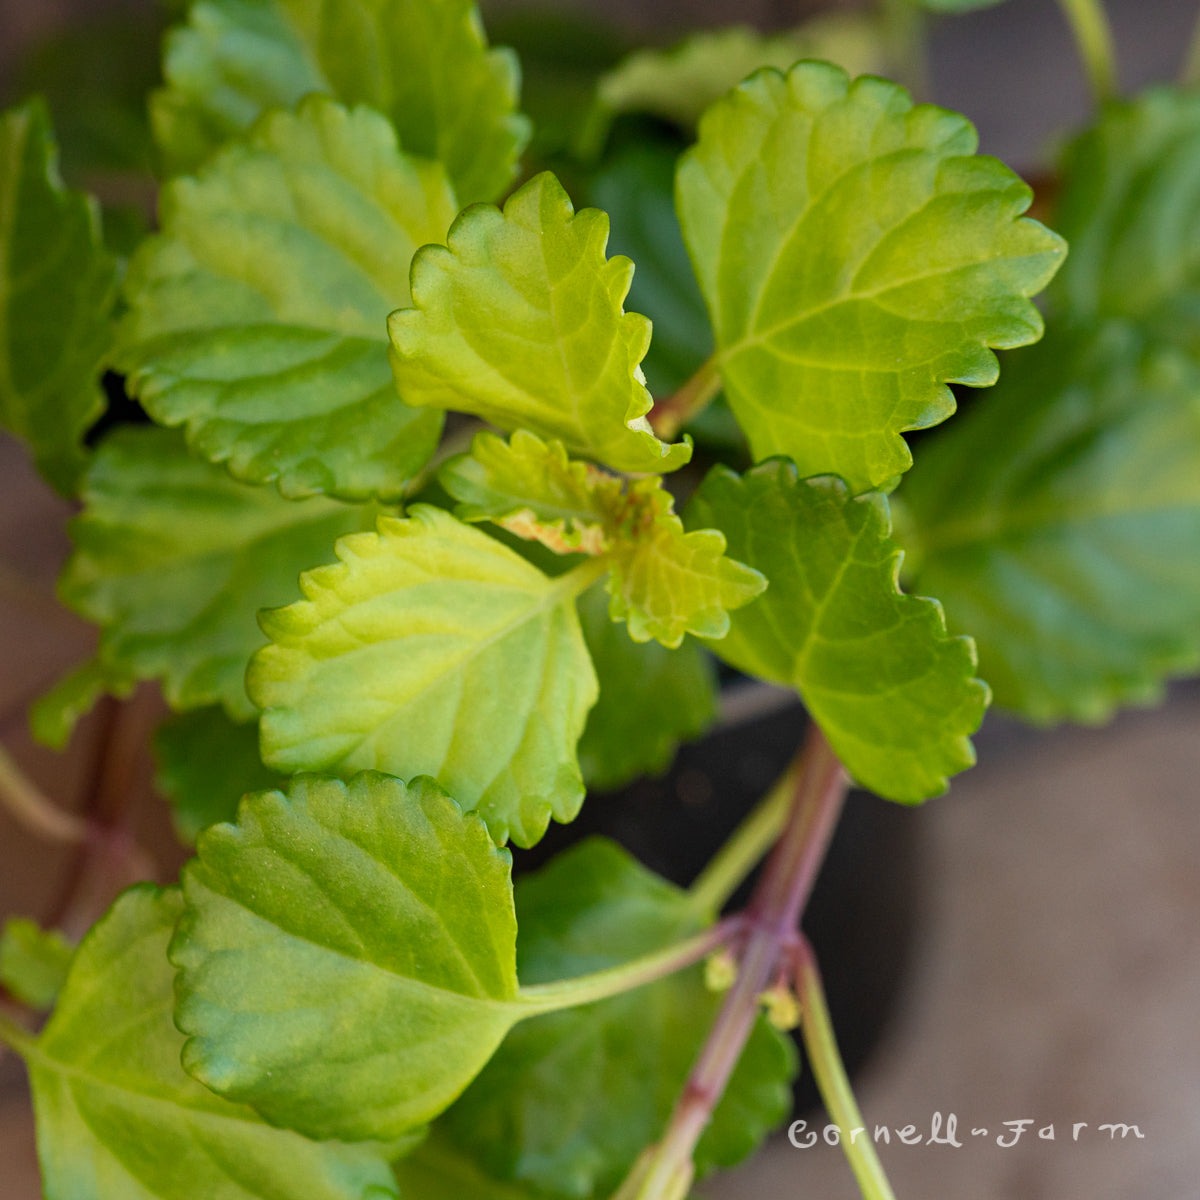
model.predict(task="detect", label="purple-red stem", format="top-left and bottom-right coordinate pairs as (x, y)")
top-left (634, 723), bottom-right (849, 1193)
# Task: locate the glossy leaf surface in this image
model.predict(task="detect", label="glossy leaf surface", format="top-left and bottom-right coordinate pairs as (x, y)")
top-left (249, 506), bottom-right (599, 847)
top-left (120, 97), bottom-right (452, 500)
top-left (688, 460), bottom-right (987, 800)
top-left (389, 172), bottom-right (690, 475)
top-left (25, 887), bottom-right (398, 1200)
top-left (677, 62), bottom-right (1064, 491)
top-left (440, 430), bottom-right (765, 647)
top-left (174, 773), bottom-right (523, 1143)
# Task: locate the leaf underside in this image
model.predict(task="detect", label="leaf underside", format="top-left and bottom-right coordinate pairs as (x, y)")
top-left (687, 459), bottom-right (988, 801)
top-left (676, 61), bottom-right (1065, 493)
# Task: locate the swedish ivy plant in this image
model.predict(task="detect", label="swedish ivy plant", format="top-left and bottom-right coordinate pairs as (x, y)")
top-left (0, 0), bottom-right (1196, 1197)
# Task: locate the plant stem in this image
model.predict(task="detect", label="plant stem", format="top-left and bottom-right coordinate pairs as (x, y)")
top-left (687, 756), bottom-right (799, 918)
top-left (620, 724), bottom-right (848, 1199)
top-left (45, 692), bottom-right (161, 939)
top-left (403, 417), bottom-right (485, 498)
top-left (882, 0), bottom-right (930, 101)
top-left (518, 918), bottom-right (740, 1014)
top-left (795, 936), bottom-right (897, 1200)
top-left (1057, 0), bottom-right (1117, 102)
top-left (649, 358), bottom-right (721, 442)
top-left (0, 743), bottom-right (88, 843)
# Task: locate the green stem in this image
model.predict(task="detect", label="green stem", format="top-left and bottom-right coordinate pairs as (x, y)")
top-left (558, 554), bottom-right (611, 601)
top-left (1056, 0), bottom-right (1117, 102)
top-left (518, 919), bottom-right (739, 1014)
top-left (403, 418), bottom-right (486, 499)
top-left (881, 0), bottom-right (930, 101)
top-left (796, 937), bottom-right (897, 1200)
top-left (0, 743), bottom-right (88, 843)
top-left (1181, 5), bottom-right (1200, 87)
top-left (687, 756), bottom-right (800, 918)
top-left (649, 358), bottom-right (721, 442)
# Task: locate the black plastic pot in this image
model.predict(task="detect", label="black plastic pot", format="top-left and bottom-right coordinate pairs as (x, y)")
top-left (512, 694), bottom-right (922, 1113)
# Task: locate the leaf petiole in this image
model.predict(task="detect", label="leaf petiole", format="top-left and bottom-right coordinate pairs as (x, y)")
top-left (794, 936), bottom-right (897, 1200)
top-left (648, 357), bottom-right (721, 441)
top-left (0, 744), bottom-right (88, 844)
top-left (516, 918), bottom-right (740, 1014)
top-left (1056, 0), bottom-right (1118, 102)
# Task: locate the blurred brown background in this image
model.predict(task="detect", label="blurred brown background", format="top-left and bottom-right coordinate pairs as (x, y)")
top-left (1, 2), bottom-right (1199, 1198)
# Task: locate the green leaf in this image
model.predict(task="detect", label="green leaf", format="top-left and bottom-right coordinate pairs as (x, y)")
top-left (605, 477), bottom-right (767, 648)
top-left (687, 460), bottom-right (988, 801)
top-left (173, 772), bottom-right (525, 1142)
top-left (154, 707), bottom-right (282, 843)
top-left (23, 887), bottom-right (398, 1200)
top-left (393, 1131), bottom-right (541, 1199)
top-left (676, 61), bottom-right (1065, 493)
top-left (0, 918), bottom-right (75, 1011)
top-left (153, 0), bottom-right (529, 203)
top-left (595, 16), bottom-right (883, 132)
top-left (119, 96), bottom-right (452, 501)
top-left (577, 582), bottom-right (717, 791)
top-left (61, 425), bottom-right (372, 721)
top-left (0, 100), bottom-right (116, 493)
top-left (438, 838), bottom-right (797, 1199)
top-left (248, 506), bottom-right (600, 847)
top-left (151, 0), bottom-right (324, 177)
top-left (439, 430), bottom-right (765, 647)
top-left (14, 12), bottom-right (163, 176)
top-left (589, 141), bottom-right (712, 398)
top-left (439, 429), bottom-right (617, 555)
top-left (1051, 87), bottom-right (1200, 347)
top-left (388, 172), bottom-right (691, 475)
top-left (901, 324), bottom-right (1200, 723)
top-left (28, 658), bottom-right (134, 751)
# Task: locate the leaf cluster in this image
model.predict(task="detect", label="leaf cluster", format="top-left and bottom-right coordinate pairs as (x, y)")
top-left (5, 3), bottom-right (1200, 1200)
